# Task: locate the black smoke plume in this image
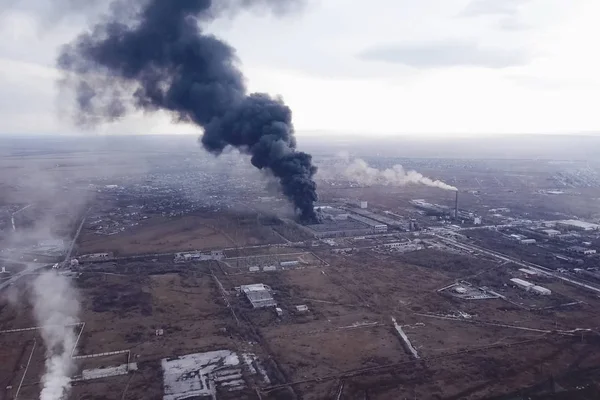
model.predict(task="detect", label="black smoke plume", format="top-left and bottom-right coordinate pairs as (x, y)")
top-left (58, 0), bottom-right (320, 223)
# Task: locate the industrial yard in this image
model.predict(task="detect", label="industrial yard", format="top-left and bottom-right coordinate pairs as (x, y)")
top-left (4, 135), bottom-right (600, 399)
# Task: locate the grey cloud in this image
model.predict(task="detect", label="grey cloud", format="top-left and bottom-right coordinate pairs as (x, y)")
top-left (358, 41), bottom-right (529, 69)
top-left (460, 0), bottom-right (531, 31)
top-left (460, 0), bottom-right (528, 17)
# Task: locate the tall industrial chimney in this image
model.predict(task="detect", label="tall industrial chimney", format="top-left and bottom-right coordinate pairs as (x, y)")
top-left (454, 191), bottom-right (459, 219)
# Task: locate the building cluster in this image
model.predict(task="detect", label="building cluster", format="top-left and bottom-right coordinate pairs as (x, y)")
top-left (568, 246), bottom-right (597, 256)
top-left (510, 234), bottom-right (537, 245)
top-left (305, 205), bottom-right (392, 238)
top-left (509, 278), bottom-right (552, 295)
top-left (410, 197), bottom-right (482, 225)
top-left (555, 220), bottom-right (600, 232)
top-left (174, 250), bottom-right (224, 263)
top-left (238, 283), bottom-right (310, 316)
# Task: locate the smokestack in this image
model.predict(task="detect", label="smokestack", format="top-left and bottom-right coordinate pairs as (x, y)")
top-left (454, 190), bottom-right (459, 219)
top-left (57, 0), bottom-right (320, 223)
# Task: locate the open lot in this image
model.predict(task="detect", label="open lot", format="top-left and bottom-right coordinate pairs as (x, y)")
top-left (77, 213), bottom-right (287, 256)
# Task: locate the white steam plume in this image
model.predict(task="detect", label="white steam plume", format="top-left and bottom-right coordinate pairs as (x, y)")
top-left (322, 153), bottom-right (457, 191)
top-left (32, 271), bottom-right (80, 400)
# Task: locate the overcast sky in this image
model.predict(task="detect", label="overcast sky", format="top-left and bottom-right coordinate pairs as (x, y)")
top-left (0, 0), bottom-right (599, 136)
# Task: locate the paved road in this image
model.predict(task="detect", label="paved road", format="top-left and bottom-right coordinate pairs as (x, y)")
top-left (0, 260), bottom-right (49, 292)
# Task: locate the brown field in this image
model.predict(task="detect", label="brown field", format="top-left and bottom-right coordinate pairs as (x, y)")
top-left (3, 241), bottom-right (600, 399)
top-left (77, 214), bottom-right (286, 256)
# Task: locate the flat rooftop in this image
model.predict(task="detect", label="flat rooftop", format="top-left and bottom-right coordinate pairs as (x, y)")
top-left (305, 219), bottom-right (369, 232)
top-left (558, 220), bottom-right (600, 230)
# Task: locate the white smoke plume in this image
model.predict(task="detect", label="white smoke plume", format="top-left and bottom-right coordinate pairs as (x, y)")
top-left (322, 153), bottom-right (457, 191)
top-left (31, 271), bottom-right (80, 400)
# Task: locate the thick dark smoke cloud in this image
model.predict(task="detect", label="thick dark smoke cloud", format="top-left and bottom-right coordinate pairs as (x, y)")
top-left (57, 0), bottom-right (319, 222)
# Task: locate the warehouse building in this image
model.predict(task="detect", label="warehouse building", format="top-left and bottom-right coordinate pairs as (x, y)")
top-left (510, 278), bottom-right (534, 291)
top-left (348, 214), bottom-right (388, 233)
top-left (519, 268), bottom-right (538, 276)
top-left (531, 286), bottom-right (552, 295)
top-left (557, 220), bottom-right (600, 231)
top-left (509, 278), bottom-right (551, 295)
top-left (302, 212), bottom-right (387, 238)
top-left (349, 208), bottom-right (402, 227)
top-left (303, 220), bottom-right (372, 238)
top-left (240, 284), bottom-right (277, 308)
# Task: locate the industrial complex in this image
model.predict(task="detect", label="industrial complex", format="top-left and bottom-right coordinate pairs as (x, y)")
top-left (4, 136), bottom-right (600, 399)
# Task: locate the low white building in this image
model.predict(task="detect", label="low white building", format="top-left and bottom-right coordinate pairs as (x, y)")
top-left (240, 284), bottom-right (277, 308)
top-left (542, 229), bottom-right (560, 237)
top-left (531, 285), bottom-right (552, 295)
top-left (519, 268), bottom-right (538, 276)
top-left (510, 278), bottom-right (552, 295)
top-left (520, 238), bottom-right (537, 245)
top-left (510, 278), bottom-right (534, 291)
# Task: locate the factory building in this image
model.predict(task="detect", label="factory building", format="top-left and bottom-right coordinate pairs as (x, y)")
top-left (410, 199), bottom-right (449, 216)
top-left (510, 278), bottom-right (534, 291)
top-left (531, 286), bottom-right (552, 295)
top-left (557, 220), bottom-right (600, 231)
top-left (303, 208), bottom-right (390, 238)
top-left (303, 220), bottom-right (372, 238)
top-left (240, 284), bottom-right (277, 308)
top-left (348, 214), bottom-right (388, 233)
top-left (350, 208), bottom-right (402, 228)
top-left (519, 268), bottom-right (538, 276)
top-left (316, 206), bottom-right (350, 221)
top-left (509, 278), bottom-right (551, 295)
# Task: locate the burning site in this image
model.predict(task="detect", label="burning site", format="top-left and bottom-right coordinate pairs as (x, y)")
top-left (58, 0), bottom-right (320, 224)
top-left (4, 1), bottom-right (600, 400)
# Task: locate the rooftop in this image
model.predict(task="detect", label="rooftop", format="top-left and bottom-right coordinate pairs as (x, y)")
top-left (241, 283), bottom-right (271, 293)
top-left (241, 284), bottom-right (277, 308)
top-left (306, 219), bottom-right (369, 233)
top-left (557, 220), bottom-right (600, 230)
